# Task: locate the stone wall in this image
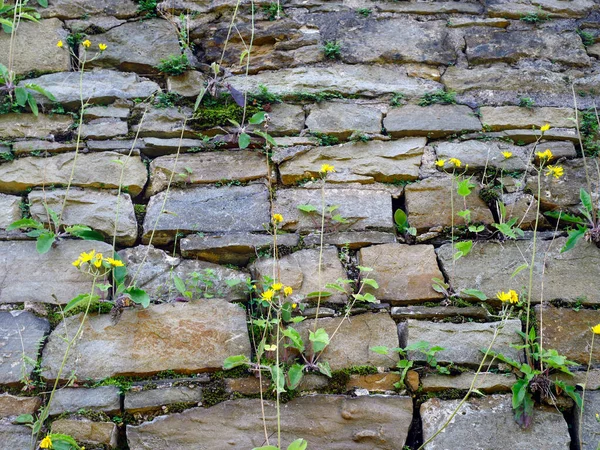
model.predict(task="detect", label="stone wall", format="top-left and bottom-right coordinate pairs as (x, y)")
top-left (1, 0), bottom-right (600, 449)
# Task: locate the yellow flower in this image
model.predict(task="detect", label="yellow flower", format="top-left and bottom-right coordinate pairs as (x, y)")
top-left (105, 257), bottom-right (124, 267)
top-left (40, 436), bottom-right (52, 449)
top-left (79, 250), bottom-right (95, 263)
top-left (501, 151), bottom-right (513, 159)
top-left (449, 158), bottom-right (462, 168)
top-left (284, 286), bottom-right (293, 296)
top-left (56, 40), bottom-right (63, 48)
top-left (93, 253), bottom-right (103, 268)
top-left (272, 213), bottom-right (283, 224)
top-left (545, 165), bottom-right (564, 179)
top-left (434, 159), bottom-right (445, 167)
top-left (592, 324), bottom-right (600, 335)
top-left (320, 164), bottom-right (336, 174)
top-left (98, 43), bottom-right (107, 51)
top-left (72, 258), bottom-right (81, 267)
top-left (291, 302), bottom-right (297, 309)
top-left (82, 39), bottom-right (91, 48)
top-left (509, 290), bottom-right (519, 304)
top-left (540, 124), bottom-right (550, 132)
top-left (497, 290), bottom-right (519, 304)
top-left (271, 283), bottom-right (283, 291)
top-left (261, 289), bottom-right (275, 301)
top-left (536, 149), bottom-right (553, 161)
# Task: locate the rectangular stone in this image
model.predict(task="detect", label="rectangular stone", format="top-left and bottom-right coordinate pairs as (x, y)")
top-left (385, 104), bottom-right (481, 138)
top-left (305, 103), bottom-right (382, 139)
top-left (0, 114), bottom-right (73, 139)
top-left (422, 372), bottom-right (516, 393)
top-left (0, 194), bottom-right (21, 230)
top-left (48, 386), bottom-right (121, 416)
top-left (12, 141), bottom-right (81, 155)
top-left (480, 106), bottom-right (576, 131)
top-left (125, 386), bottom-right (203, 413)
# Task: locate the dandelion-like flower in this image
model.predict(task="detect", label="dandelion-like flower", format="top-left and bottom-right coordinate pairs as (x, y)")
top-left (271, 283), bottom-right (283, 291)
top-left (592, 324), bottom-right (600, 335)
top-left (320, 164), bottom-right (335, 174)
top-left (501, 151), bottom-right (513, 159)
top-left (82, 39), bottom-right (92, 48)
top-left (93, 253), bottom-right (103, 268)
top-left (435, 159), bottom-right (445, 167)
top-left (536, 149), bottom-right (553, 161)
top-left (545, 165), bottom-right (564, 179)
top-left (496, 290), bottom-right (519, 304)
top-left (284, 286), bottom-right (293, 297)
top-left (291, 302), bottom-right (298, 309)
top-left (40, 436), bottom-right (52, 449)
top-left (261, 289), bottom-right (275, 301)
top-left (449, 158), bottom-right (462, 168)
top-left (540, 124), bottom-right (550, 132)
top-left (273, 213), bottom-right (283, 224)
top-left (56, 40), bottom-right (63, 48)
top-left (98, 43), bottom-right (107, 51)
top-left (105, 257), bottom-right (124, 267)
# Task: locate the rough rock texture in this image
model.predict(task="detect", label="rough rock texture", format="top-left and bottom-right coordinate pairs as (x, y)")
top-left (405, 319), bottom-right (523, 367)
top-left (486, 0), bottom-right (597, 19)
top-left (279, 138), bottom-right (425, 185)
top-left (421, 395), bottom-right (571, 450)
top-left (41, 300), bottom-right (251, 381)
top-left (251, 247), bottom-right (350, 304)
top-left (29, 189), bottom-right (138, 246)
top-left (167, 71), bottom-right (206, 97)
top-left (0, 240), bottom-right (113, 304)
top-left (0, 151), bottom-right (147, 195)
top-left (0, 394), bottom-right (42, 418)
top-left (290, 313), bottom-right (400, 370)
top-left (0, 113), bottom-right (73, 139)
top-left (143, 184), bottom-right (270, 245)
top-left (434, 140), bottom-right (530, 172)
top-left (302, 231), bottom-right (397, 249)
top-left (421, 372), bottom-right (516, 393)
top-left (0, 194), bottom-right (21, 230)
top-left (385, 105), bottom-right (481, 138)
top-left (437, 237), bottom-right (600, 305)
top-left (0, 311), bottom-right (50, 384)
top-left (51, 419), bottom-right (118, 448)
top-left (124, 386), bottom-right (203, 412)
top-left (48, 386), bottom-right (121, 416)
top-left (132, 107), bottom-right (196, 138)
top-left (346, 373), bottom-right (401, 392)
top-left (575, 390), bottom-right (600, 450)
top-left (79, 118), bottom-right (128, 140)
top-left (391, 305), bottom-right (490, 321)
top-left (359, 244), bottom-right (444, 303)
top-left (0, 421), bottom-right (31, 449)
top-left (127, 395), bottom-right (413, 449)
top-left (480, 106), bottom-right (576, 131)
top-left (305, 103), bottom-right (382, 139)
top-left (42, 0), bottom-right (139, 19)
top-left (118, 245), bottom-right (248, 302)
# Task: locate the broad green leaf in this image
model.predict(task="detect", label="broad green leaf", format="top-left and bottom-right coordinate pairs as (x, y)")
top-left (287, 439), bottom-right (308, 450)
top-left (173, 275), bottom-right (186, 295)
top-left (309, 328), bottom-right (330, 354)
top-left (66, 226), bottom-right (105, 241)
top-left (37, 0), bottom-right (48, 6)
top-left (361, 278), bottom-right (378, 289)
top-left (248, 111), bottom-right (266, 124)
top-left (462, 289), bottom-right (487, 301)
top-left (317, 361), bottom-right (332, 377)
top-left (125, 287), bottom-right (150, 308)
top-left (580, 188), bottom-right (593, 213)
top-left (454, 240), bottom-right (473, 260)
top-left (305, 291), bottom-right (331, 298)
top-left (325, 283), bottom-right (346, 293)
top-left (64, 293), bottom-right (98, 313)
top-left (1, 20), bottom-right (13, 33)
top-left (457, 209), bottom-right (471, 221)
top-left (223, 354), bottom-right (249, 370)
top-left (193, 87), bottom-right (206, 112)
top-left (36, 231), bottom-right (55, 254)
top-left (457, 178), bottom-right (475, 197)
top-left (253, 446), bottom-right (279, 450)
top-left (238, 132), bottom-right (251, 149)
top-left (7, 218), bottom-right (43, 231)
top-left (25, 83), bottom-right (55, 101)
top-left (28, 97), bottom-right (38, 117)
top-left (297, 204), bottom-right (318, 213)
top-left (511, 263), bottom-right (528, 279)
top-left (239, 49), bottom-right (249, 66)
top-left (271, 364), bottom-right (286, 394)
top-left (112, 253), bottom-right (127, 285)
top-left (394, 209), bottom-right (408, 227)
top-left (283, 327), bottom-right (305, 353)
top-left (371, 346), bottom-right (389, 355)
top-left (561, 226), bottom-right (586, 253)
top-left (281, 302), bottom-right (292, 322)
top-left (468, 225), bottom-right (484, 233)
top-left (356, 265), bottom-right (373, 272)
top-left (15, 87), bottom-right (27, 106)
top-left (544, 211), bottom-right (586, 225)
top-left (15, 414), bottom-right (33, 424)
top-left (48, 433), bottom-right (80, 450)
top-left (254, 130), bottom-right (277, 147)
top-left (555, 380), bottom-right (582, 408)
top-left (287, 363), bottom-right (304, 390)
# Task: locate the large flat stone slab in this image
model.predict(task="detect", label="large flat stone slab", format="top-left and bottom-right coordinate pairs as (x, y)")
top-left (421, 372), bottom-right (516, 393)
top-left (41, 0), bottom-right (139, 19)
top-left (0, 421), bottom-right (31, 449)
top-left (147, 151), bottom-right (268, 196)
top-left (487, 0), bottom-right (597, 19)
top-left (279, 138), bottom-right (425, 185)
top-left (0, 113), bottom-right (72, 139)
top-left (0, 151), bottom-right (147, 196)
top-left (273, 187), bottom-right (394, 233)
top-left (385, 105), bottom-right (481, 138)
top-left (575, 390), bottom-right (600, 449)
top-left (29, 189), bottom-right (138, 246)
top-left (51, 419), bottom-right (118, 448)
top-left (41, 300), bottom-right (251, 381)
top-left (142, 184), bottom-right (270, 245)
top-left (127, 395), bottom-right (413, 449)
top-left (305, 102), bottom-right (382, 139)
top-left (124, 385), bottom-right (203, 413)
top-left (405, 319), bottom-right (522, 367)
top-left (0, 240), bottom-right (113, 304)
top-left (0, 394), bottom-right (42, 418)
top-left (480, 106), bottom-right (576, 131)
top-left (48, 386), bottom-right (121, 416)
top-left (434, 140), bottom-right (530, 172)
top-left (421, 395), bottom-right (570, 450)
top-left (0, 311), bottom-right (50, 385)
top-left (0, 194), bottom-right (21, 230)
top-left (359, 244), bottom-right (444, 304)
top-left (437, 237), bottom-right (600, 305)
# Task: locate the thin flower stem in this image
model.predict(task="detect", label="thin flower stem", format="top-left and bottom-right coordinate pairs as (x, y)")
top-left (580, 332), bottom-right (595, 447)
top-left (525, 168), bottom-right (542, 362)
top-left (312, 178), bottom-right (327, 332)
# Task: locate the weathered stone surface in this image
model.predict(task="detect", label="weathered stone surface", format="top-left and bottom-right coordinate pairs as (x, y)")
top-left (79, 118), bottom-right (128, 140)
top-left (305, 102), bottom-right (381, 139)
top-left (228, 65), bottom-right (442, 98)
top-left (437, 237), bottom-right (600, 305)
top-left (118, 245), bottom-right (248, 302)
top-left (405, 176), bottom-right (494, 232)
top-left (51, 419), bottom-right (118, 448)
top-left (0, 394), bottom-right (41, 418)
top-left (0, 151), bottom-right (147, 195)
top-left (263, 103), bottom-right (305, 136)
top-left (84, 105), bottom-right (130, 120)
top-left (391, 305), bottom-right (490, 321)
top-left (487, 0), bottom-right (597, 19)
top-left (347, 373), bottom-right (401, 392)
top-left (87, 139), bottom-right (144, 152)
top-left (132, 107), bottom-right (195, 138)
top-left (21, 70), bottom-right (160, 107)
top-left (41, 300), bottom-right (251, 381)
top-left (167, 71), bottom-right (206, 97)
top-left (280, 138), bottom-right (425, 185)
top-left (48, 387), bottom-right (120, 416)
top-left (303, 231), bottom-right (397, 249)
top-left (0, 194), bottom-right (20, 230)
top-left (536, 305), bottom-right (600, 365)
top-left (141, 137), bottom-right (206, 157)
top-left (500, 193), bottom-right (547, 230)
top-left (42, 0), bottom-right (138, 19)
top-left (421, 372), bottom-right (516, 393)
top-left (359, 244), bottom-right (444, 304)
top-left (405, 63), bottom-right (441, 81)
top-left (435, 140), bottom-right (530, 172)
top-left (127, 395), bottom-right (413, 449)
top-left (29, 189), bottom-right (138, 246)
top-left (143, 184), bottom-right (270, 245)
top-left (447, 17), bottom-right (510, 28)
top-left (224, 377), bottom-right (270, 395)
top-left (480, 106), bottom-right (576, 131)
top-left (375, 1), bottom-right (482, 14)
top-left (466, 30), bottom-right (589, 66)
top-left (180, 232), bottom-right (299, 266)
top-left (87, 19), bottom-right (181, 73)
top-left (147, 151), bottom-right (268, 196)
top-left (421, 395), bottom-right (571, 450)
top-left (0, 311), bottom-right (50, 384)
top-left (12, 140), bottom-right (80, 155)
top-left (0, 421), bottom-right (30, 449)
top-left (385, 105), bottom-right (481, 138)
top-left (339, 20), bottom-right (455, 65)
top-left (0, 18), bottom-right (69, 75)
top-left (575, 390), bottom-right (600, 449)
top-left (274, 187), bottom-right (394, 232)
top-left (125, 386), bottom-right (203, 412)
top-left (251, 247), bottom-right (349, 304)
top-left (0, 113), bottom-right (72, 139)
top-left (405, 319), bottom-right (522, 367)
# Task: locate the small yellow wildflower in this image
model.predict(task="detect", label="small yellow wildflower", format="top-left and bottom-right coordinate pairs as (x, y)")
top-left (536, 149), bottom-right (553, 161)
top-left (271, 283), bottom-right (283, 291)
top-left (261, 289), bottom-right (275, 301)
top-left (105, 257), bottom-right (124, 267)
top-left (273, 213), bottom-right (283, 223)
top-left (93, 253), bottom-right (103, 268)
top-left (79, 250), bottom-right (95, 263)
top-left (592, 324), bottom-right (600, 335)
top-left (40, 436), bottom-right (52, 449)
top-left (56, 40), bottom-right (63, 48)
top-left (449, 158), bottom-right (462, 168)
top-left (284, 286), bottom-right (293, 296)
top-left (82, 39), bottom-right (92, 48)
top-left (545, 165), bottom-right (564, 179)
top-left (540, 124), bottom-right (550, 132)
top-left (510, 290), bottom-right (519, 304)
top-left (320, 163), bottom-right (336, 174)
top-left (72, 258), bottom-right (81, 267)
top-left (98, 43), bottom-right (107, 51)
top-left (501, 151), bottom-right (513, 159)
top-left (434, 159), bottom-right (445, 167)
top-left (496, 290), bottom-right (519, 304)
top-left (291, 302), bottom-right (297, 309)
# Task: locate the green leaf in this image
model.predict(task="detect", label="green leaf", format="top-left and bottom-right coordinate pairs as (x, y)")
top-left (394, 209), bottom-right (408, 227)
top-left (193, 87), bottom-right (206, 112)
top-left (457, 178), bottom-right (475, 197)
top-left (462, 289), bottom-right (487, 300)
top-left (125, 287), bottom-right (150, 308)
top-left (287, 439), bottom-right (308, 450)
top-left (544, 211), bottom-right (586, 225)
top-left (297, 204), bottom-right (318, 213)
top-left (281, 302), bottom-right (292, 322)
top-left (36, 231), bottom-right (55, 254)
top-left (112, 253), bottom-right (127, 285)
top-left (253, 446), bottom-right (279, 450)
top-left (317, 361), bottom-right (332, 377)
top-left (64, 293), bottom-right (99, 313)
top-left (173, 275), bottom-right (186, 295)
top-left (238, 133), bottom-right (251, 149)
top-left (223, 354), bottom-right (249, 370)
top-left (65, 225), bottom-right (105, 241)
top-left (7, 218), bottom-right (43, 231)
top-left (254, 130), bottom-right (277, 147)
top-left (287, 363), bottom-right (304, 390)
top-left (361, 278), bottom-right (378, 289)
top-left (580, 188), bottom-right (593, 213)
top-left (283, 327), bottom-right (305, 353)
top-left (468, 225), bottom-right (484, 233)
top-left (305, 291), bottom-right (331, 298)
top-left (48, 433), bottom-right (80, 450)
top-left (37, 0), bottom-right (48, 7)
top-left (356, 265), bottom-right (373, 272)
top-left (1, 20), bottom-right (13, 33)
top-left (309, 328), bottom-right (330, 354)
top-left (248, 111), bottom-right (266, 125)
top-left (561, 226), bottom-right (586, 253)
top-left (555, 380), bottom-right (582, 408)
top-left (325, 283), bottom-right (347, 293)
top-left (28, 94), bottom-right (38, 116)
top-left (511, 263), bottom-right (528, 279)
top-left (25, 83), bottom-right (55, 101)
top-left (15, 87), bottom-right (27, 106)
top-left (15, 414), bottom-right (33, 424)
top-left (370, 346), bottom-right (389, 355)
top-left (454, 240), bottom-right (473, 260)
top-left (271, 364), bottom-right (286, 394)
